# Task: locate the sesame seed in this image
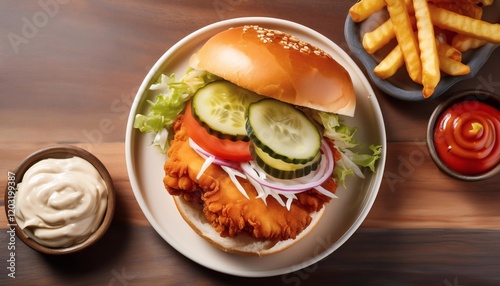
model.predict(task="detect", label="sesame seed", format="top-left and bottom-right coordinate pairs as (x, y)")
top-left (242, 25), bottom-right (330, 57)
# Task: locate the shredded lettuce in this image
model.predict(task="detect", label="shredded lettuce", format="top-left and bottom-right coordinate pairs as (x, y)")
top-left (351, 144), bottom-right (382, 173)
top-left (133, 68), bottom-right (220, 151)
top-left (309, 110), bottom-right (382, 187)
top-left (310, 110), bottom-right (358, 149)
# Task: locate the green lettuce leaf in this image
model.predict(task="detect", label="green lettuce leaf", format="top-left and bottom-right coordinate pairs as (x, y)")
top-left (133, 68), bottom-right (219, 151)
top-left (310, 110), bottom-right (382, 187)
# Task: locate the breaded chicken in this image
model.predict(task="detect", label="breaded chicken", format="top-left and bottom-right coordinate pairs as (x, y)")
top-left (163, 115), bottom-right (337, 241)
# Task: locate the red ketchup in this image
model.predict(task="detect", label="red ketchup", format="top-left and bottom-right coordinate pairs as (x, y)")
top-left (433, 100), bottom-right (500, 176)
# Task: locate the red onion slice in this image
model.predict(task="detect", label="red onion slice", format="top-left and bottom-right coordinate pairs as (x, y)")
top-left (189, 138), bottom-right (240, 169)
top-left (189, 138), bottom-right (336, 198)
top-left (240, 139), bottom-right (335, 193)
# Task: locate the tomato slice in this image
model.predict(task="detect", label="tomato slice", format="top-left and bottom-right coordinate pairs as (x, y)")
top-left (184, 102), bottom-right (252, 162)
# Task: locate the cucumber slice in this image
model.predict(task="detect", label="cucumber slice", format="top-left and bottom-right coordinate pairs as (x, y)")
top-left (246, 98), bottom-right (321, 164)
top-left (192, 81), bottom-right (264, 141)
top-left (250, 145), bottom-right (321, 179)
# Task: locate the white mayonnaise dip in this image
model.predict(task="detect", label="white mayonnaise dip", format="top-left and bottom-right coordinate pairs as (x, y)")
top-left (15, 156), bottom-right (108, 248)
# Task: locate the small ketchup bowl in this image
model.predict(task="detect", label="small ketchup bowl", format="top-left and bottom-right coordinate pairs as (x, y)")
top-left (4, 146), bottom-right (116, 254)
top-left (427, 90), bottom-right (500, 181)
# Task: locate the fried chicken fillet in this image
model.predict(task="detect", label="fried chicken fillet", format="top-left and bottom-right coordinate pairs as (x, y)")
top-left (163, 114), bottom-right (337, 242)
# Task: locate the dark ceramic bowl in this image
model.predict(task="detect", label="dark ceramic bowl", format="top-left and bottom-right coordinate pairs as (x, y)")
top-left (426, 90), bottom-right (500, 181)
top-left (4, 146), bottom-right (115, 254)
top-left (344, 4), bottom-right (500, 101)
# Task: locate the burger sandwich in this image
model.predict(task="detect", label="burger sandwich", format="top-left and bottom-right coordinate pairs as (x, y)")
top-left (134, 25), bottom-right (381, 256)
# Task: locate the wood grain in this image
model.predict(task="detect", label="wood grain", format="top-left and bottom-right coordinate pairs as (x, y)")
top-left (1, 227), bottom-right (499, 285)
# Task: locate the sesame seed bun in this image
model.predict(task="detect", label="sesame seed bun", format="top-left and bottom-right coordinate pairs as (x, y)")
top-left (189, 25), bottom-right (356, 116)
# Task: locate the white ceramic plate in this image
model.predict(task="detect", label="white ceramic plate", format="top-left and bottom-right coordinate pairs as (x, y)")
top-left (125, 17), bottom-right (386, 277)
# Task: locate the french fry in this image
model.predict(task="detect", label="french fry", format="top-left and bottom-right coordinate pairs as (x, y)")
top-left (429, 4), bottom-right (500, 44)
top-left (414, 0), bottom-right (440, 98)
top-left (457, 1), bottom-right (483, 19)
top-left (362, 19), bottom-right (396, 54)
top-left (362, 15), bottom-right (416, 54)
top-left (403, 0), bottom-right (415, 14)
top-left (436, 39), bottom-right (462, 61)
top-left (373, 45), bottom-right (405, 79)
top-left (349, 0), bottom-right (386, 22)
top-left (479, 0), bottom-right (495, 5)
top-left (430, 0), bottom-right (483, 19)
top-left (349, 0), bottom-right (496, 99)
top-left (439, 56), bottom-right (471, 76)
top-left (451, 33), bottom-right (488, 52)
top-left (386, 0), bottom-right (422, 84)
top-left (430, 0), bottom-right (493, 7)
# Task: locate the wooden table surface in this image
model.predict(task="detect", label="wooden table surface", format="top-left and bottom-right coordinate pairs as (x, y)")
top-left (1, 1), bottom-right (499, 285)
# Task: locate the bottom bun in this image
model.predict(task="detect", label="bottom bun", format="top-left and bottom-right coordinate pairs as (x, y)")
top-left (173, 196), bottom-right (325, 256)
